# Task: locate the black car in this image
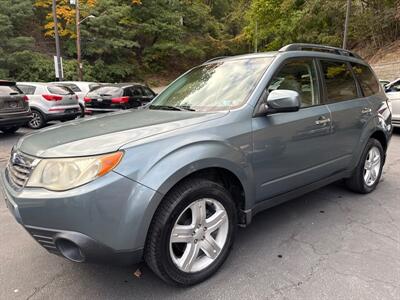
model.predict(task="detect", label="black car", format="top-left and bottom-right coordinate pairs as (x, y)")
top-left (0, 81), bottom-right (32, 134)
top-left (84, 83), bottom-right (156, 113)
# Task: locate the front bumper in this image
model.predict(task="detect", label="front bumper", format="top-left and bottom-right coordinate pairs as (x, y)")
top-left (0, 168), bottom-right (162, 265)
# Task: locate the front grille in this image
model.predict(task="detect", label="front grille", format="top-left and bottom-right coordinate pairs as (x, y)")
top-left (6, 150), bottom-right (36, 190)
top-left (25, 226), bottom-right (60, 255)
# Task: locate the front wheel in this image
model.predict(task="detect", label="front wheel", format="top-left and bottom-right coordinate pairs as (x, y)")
top-left (145, 178), bottom-right (237, 286)
top-left (346, 138), bottom-right (384, 193)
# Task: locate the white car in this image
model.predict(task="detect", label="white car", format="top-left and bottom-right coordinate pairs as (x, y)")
top-left (17, 82), bottom-right (80, 129)
top-left (51, 81), bottom-right (101, 117)
top-left (384, 78), bottom-right (400, 127)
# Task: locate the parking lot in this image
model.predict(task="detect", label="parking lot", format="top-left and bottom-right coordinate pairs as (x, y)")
top-left (0, 127), bottom-right (399, 300)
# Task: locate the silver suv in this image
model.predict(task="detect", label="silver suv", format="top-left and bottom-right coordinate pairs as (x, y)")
top-left (17, 82), bottom-right (81, 129)
top-left (1, 44), bottom-right (392, 286)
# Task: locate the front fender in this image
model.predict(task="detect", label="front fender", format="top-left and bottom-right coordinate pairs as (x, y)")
top-left (117, 138), bottom-right (253, 196)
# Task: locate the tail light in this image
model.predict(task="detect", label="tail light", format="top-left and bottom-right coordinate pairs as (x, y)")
top-left (111, 96), bottom-right (129, 104)
top-left (23, 95), bottom-right (29, 102)
top-left (84, 97), bottom-right (92, 103)
top-left (42, 94), bottom-right (63, 101)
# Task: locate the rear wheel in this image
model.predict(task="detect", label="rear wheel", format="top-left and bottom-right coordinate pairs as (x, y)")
top-left (0, 126), bottom-right (20, 134)
top-left (345, 138), bottom-right (384, 193)
top-left (28, 109), bottom-right (45, 129)
top-left (144, 178), bottom-right (237, 286)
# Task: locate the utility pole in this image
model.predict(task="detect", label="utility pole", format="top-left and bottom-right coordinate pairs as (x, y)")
top-left (343, 0), bottom-right (351, 49)
top-left (254, 21), bottom-right (258, 53)
top-left (52, 0), bottom-right (63, 81)
top-left (76, 0), bottom-right (83, 81)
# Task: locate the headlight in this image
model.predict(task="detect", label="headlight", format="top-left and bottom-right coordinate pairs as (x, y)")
top-left (26, 151), bottom-right (123, 191)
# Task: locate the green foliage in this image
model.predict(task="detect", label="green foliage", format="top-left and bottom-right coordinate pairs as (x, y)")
top-left (0, 0), bottom-right (398, 83)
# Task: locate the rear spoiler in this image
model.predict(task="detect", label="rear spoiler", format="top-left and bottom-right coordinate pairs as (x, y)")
top-left (0, 80), bottom-right (16, 86)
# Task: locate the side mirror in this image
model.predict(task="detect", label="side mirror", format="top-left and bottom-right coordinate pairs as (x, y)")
top-left (264, 90), bottom-right (300, 114)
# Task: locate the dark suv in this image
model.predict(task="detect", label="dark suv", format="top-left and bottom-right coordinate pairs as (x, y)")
top-left (0, 81), bottom-right (32, 134)
top-left (84, 83), bottom-right (156, 113)
top-left (0, 44), bottom-right (392, 286)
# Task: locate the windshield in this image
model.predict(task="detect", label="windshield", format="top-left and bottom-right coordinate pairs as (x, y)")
top-left (149, 57), bottom-right (273, 112)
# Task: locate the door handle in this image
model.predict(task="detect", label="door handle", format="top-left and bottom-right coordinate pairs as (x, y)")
top-left (315, 116), bottom-right (331, 125)
top-left (361, 107), bottom-right (372, 114)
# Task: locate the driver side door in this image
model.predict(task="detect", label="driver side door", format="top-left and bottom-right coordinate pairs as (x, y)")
top-left (251, 58), bottom-right (336, 202)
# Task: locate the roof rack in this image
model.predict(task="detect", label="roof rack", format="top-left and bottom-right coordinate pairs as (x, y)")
top-left (279, 43), bottom-right (361, 59)
top-left (204, 56), bottom-right (228, 63)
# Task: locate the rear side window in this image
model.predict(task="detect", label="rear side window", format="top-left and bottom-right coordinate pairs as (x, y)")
top-left (320, 60), bottom-right (358, 103)
top-left (47, 85), bottom-right (72, 95)
top-left (141, 87), bottom-right (155, 96)
top-left (17, 85), bottom-right (36, 95)
top-left (351, 63), bottom-right (379, 96)
top-left (0, 86), bottom-right (22, 95)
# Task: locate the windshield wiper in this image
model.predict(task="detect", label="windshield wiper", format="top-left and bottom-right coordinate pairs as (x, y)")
top-left (149, 105), bottom-right (183, 111)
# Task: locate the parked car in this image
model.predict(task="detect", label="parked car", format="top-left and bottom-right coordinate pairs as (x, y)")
top-left (17, 82), bottom-right (81, 129)
top-left (1, 44), bottom-right (392, 286)
top-left (84, 83), bottom-right (156, 113)
top-left (379, 79), bottom-right (390, 88)
top-left (384, 78), bottom-right (400, 127)
top-left (0, 81), bottom-right (32, 134)
top-left (51, 81), bottom-right (101, 117)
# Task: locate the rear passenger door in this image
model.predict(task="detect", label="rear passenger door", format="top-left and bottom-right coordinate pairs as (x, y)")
top-left (318, 59), bottom-right (374, 170)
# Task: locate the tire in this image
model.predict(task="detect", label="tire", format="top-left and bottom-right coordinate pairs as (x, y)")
top-left (345, 138), bottom-right (384, 194)
top-left (0, 126), bottom-right (20, 134)
top-left (144, 178), bottom-right (237, 286)
top-left (28, 109), bottom-right (45, 129)
top-left (79, 104), bottom-right (85, 118)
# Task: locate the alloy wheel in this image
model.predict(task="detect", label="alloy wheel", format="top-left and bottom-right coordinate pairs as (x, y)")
top-left (29, 111), bottom-right (42, 129)
top-left (363, 146), bottom-right (381, 186)
top-left (169, 198), bottom-right (229, 273)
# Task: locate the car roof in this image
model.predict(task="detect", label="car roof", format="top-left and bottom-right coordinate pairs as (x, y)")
top-left (98, 83), bottom-right (146, 88)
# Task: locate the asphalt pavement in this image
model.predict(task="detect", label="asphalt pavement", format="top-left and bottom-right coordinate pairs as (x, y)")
top-left (0, 127), bottom-right (399, 300)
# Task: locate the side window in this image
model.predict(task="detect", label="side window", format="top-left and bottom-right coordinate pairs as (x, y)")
top-left (320, 60), bottom-right (358, 103)
top-left (351, 63), bottom-right (379, 96)
top-left (268, 59), bottom-right (320, 107)
top-left (141, 87), bottom-right (154, 97)
top-left (124, 88), bottom-right (133, 97)
top-left (388, 81), bottom-right (400, 92)
top-left (132, 87), bottom-right (142, 96)
top-left (17, 85), bottom-right (36, 95)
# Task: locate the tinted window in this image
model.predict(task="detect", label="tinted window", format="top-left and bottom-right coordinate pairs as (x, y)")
top-left (268, 59), bottom-right (319, 107)
top-left (87, 86), bottom-right (123, 97)
top-left (351, 63), bottom-right (379, 96)
top-left (142, 87), bottom-right (154, 96)
top-left (150, 57), bottom-right (273, 112)
top-left (47, 85), bottom-right (73, 95)
top-left (387, 80), bottom-right (400, 92)
top-left (17, 85), bottom-right (36, 95)
top-left (320, 60), bottom-right (358, 103)
top-left (132, 87), bottom-right (142, 96)
top-left (0, 85), bottom-right (22, 95)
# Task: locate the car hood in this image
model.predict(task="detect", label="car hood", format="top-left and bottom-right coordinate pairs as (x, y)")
top-left (17, 109), bottom-right (227, 158)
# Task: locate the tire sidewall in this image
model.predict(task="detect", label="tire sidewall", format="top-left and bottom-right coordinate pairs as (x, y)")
top-left (358, 139), bottom-right (384, 193)
top-left (157, 181), bottom-right (237, 285)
